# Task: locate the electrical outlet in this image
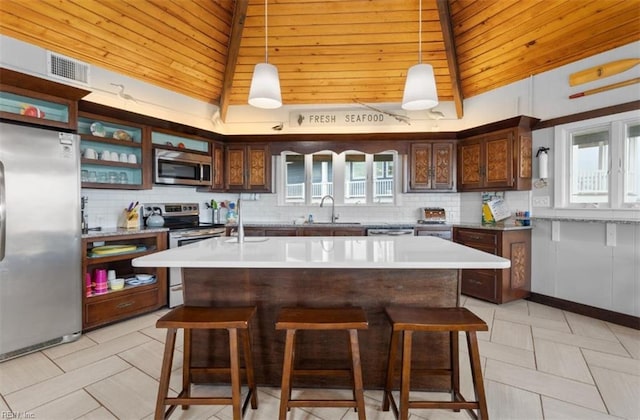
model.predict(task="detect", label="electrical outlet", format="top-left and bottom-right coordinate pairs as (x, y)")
top-left (606, 223), bottom-right (616, 247)
top-left (533, 196), bottom-right (550, 207)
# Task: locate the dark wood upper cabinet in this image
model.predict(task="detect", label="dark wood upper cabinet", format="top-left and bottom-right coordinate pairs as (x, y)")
top-left (225, 143), bottom-right (271, 192)
top-left (408, 141), bottom-right (456, 192)
top-left (457, 116), bottom-right (537, 192)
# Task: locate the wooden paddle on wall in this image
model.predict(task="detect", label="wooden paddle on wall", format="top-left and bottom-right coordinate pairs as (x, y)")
top-left (570, 59), bottom-right (640, 86)
top-left (569, 77), bottom-right (640, 99)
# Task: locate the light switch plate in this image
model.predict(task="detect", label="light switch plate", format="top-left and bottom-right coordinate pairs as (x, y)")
top-left (533, 196), bottom-right (550, 207)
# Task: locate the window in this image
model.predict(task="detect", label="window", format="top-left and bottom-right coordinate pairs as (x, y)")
top-left (281, 150), bottom-right (397, 205)
top-left (555, 110), bottom-right (639, 209)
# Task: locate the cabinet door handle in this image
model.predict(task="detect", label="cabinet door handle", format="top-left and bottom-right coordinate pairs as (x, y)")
top-left (116, 301), bottom-right (134, 309)
top-left (170, 286), bottom-right (183, 292)
top-left (468, 279), bottom-right (483, 286)
top-left (469, 235), bottom-right (481, 240)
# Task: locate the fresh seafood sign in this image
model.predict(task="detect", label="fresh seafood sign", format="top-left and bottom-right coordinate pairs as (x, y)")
top-left (290, 108), bottom-right (407, 127)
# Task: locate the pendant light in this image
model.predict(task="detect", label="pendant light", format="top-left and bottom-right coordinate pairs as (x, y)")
top-left (402, 0), bottom-right (438, 110)
top-left (248, 0), bottom-right (282, 109)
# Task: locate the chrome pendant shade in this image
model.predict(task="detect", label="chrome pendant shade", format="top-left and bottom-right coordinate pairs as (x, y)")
top-left (401, 0), bottom-right (438, 111)
top-left (248, 0), bottom-right (282, 109)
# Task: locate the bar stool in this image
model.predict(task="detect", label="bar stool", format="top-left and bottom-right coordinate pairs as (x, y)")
top-left (276, 307), bottom-right (368, 420)
top-left (382, 307), bottom-right (489, 420)
top-left (154, 306), bottom-right (258, 420)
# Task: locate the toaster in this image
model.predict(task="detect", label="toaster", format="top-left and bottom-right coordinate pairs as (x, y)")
top-left (419, 207), bottom-right (447, 224)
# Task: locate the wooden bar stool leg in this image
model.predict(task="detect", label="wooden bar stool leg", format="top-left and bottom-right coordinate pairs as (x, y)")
top-left (451, 331), bottom-right (461, 411)
top-left (348, 329), bottom-right (366, 420)
top-left (279, 329), bottom-right (296, 420)
top-left (242, 328), bottom-right (258, 409)
top-left (228, 328), bottom-right (242, 420)
top-left (182, 328), bottom-right (192, 410)
top-left (467, 331), bottom-right (488, 420)
top-left (400, 331), bottom-right (413, 420)
top-left (382, 329), bottom-right (400, 412)
top-left (155, 328), bottom-right (177, 420)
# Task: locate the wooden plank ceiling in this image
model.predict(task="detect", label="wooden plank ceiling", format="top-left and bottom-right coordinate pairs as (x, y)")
top-left (1, 0), bottom-right (638, 121)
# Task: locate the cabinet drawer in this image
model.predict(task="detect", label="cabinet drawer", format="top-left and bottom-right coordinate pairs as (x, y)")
top-left (86, 288), bottom-right (159, 326)
top-left (461, 270), bottom-right (497, 302)
top-left (455, 229), bottom-right (497, 246)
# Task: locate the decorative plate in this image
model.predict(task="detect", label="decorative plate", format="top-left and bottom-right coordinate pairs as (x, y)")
top-left (112, 129), bottom-right (132, 141)
top-left (90, 122), bottom-right (106, 137)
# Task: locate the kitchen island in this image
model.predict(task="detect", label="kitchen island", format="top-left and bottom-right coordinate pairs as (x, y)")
top-left (133, 236), bottom-right (509, 389)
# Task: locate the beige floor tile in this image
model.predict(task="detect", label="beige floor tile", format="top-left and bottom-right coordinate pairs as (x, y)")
top-left (491, 319), bottom-right (533, 351)
top-left (478, 338), bottom-right (536, 369)
top-left (527, 301), bottom-right (567, 322)
top-left (564, 312), bottom-right (619, 342)
top-left (76, 406), bottom-right (118, 420)
top-left (86, 313), bottom-right (159, 344)
top-left (118, 339), bottom-right (183, 381)
top-left (85, 367), bottom-right (157, 420)
top-left (29, 389), bottom-right (100, 419)
top-left (0, 351), bottom-right (63, 394)
top-left (541, 396), bottom-right (625, 420)
top-left (4, 356), bottom-right (130, 412)
top-left (583, 348), bottom-right (640, 377)
top-left (534, 338), bottom-right (594, 384)
top-left (391, 390), bottom-right (469, 419)
top-left (485, 379), bottom-right (543, 420)
top-left (590, 366), bottom-right (640, 419)
top-left (607, 322), bottom-right (640, 360)
top-left (495, 309), bottom-right (571, 333)
top-left (532, 327), bottom-right (629, 357)
top-left (484, 359), bottom-right (606, 413)
top-left (55, 332), bottom-right (151, 372)
top-left (42, 335), bottom-right (98, 360)
top-left (494, 299), bottom-right (530, 315)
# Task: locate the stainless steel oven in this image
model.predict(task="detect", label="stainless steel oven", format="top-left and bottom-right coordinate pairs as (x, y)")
top-left (154, 148), bottom-right (212, 186)
top-left (143, 203), bottom-right (225, 308)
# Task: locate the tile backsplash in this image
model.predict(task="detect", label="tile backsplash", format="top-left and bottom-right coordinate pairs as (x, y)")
top-left (82, 185), bottom-right (530, 229)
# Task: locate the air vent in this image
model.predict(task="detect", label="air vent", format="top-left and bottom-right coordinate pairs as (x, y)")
top-left (47, 51), bottom-right (90, 85)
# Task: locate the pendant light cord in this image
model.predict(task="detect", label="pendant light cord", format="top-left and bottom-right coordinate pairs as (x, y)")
top-left (418, 0), bottom-right (422, 64)
top-left (264, 0), bottom-right (269, 63)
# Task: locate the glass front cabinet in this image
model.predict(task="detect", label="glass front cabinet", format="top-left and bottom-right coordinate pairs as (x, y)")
top-left (78, 113), bottom-right (151, 189)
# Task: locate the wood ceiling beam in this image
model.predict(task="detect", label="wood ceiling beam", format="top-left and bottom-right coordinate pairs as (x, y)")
top-left (220, 0), bottom-right (249, 122)
top-left (436, 0), bottom-right (464, 118)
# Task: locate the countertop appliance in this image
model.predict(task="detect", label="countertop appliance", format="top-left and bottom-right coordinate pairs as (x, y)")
top-left (144, 203), bottom-right (225, 308)
top-left (418, 207), bottom-right (447, 224)
top-left (0, 122), bottom-right (82, 361)
top-left (154, 148), bottom-right (212, 186)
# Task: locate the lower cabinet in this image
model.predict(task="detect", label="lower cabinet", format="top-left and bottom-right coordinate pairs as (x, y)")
top-left (453, 227), bottom-right (531, 304)
top-left (81, 231), bottom-right (167, 331)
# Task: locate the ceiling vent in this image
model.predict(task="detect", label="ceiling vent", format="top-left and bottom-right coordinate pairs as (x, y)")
top-left (47, 51), bottom-right (90, 85)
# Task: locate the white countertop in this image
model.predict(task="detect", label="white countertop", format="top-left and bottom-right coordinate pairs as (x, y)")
top-left (132, 236), bottom-right (510, 269)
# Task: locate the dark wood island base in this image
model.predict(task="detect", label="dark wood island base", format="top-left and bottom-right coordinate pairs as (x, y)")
top-left (182, 267), bottom-right (461, 390)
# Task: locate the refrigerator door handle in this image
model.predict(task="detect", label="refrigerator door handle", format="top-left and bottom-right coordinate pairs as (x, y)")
top-left (0, 161), bottom-right (5, 262)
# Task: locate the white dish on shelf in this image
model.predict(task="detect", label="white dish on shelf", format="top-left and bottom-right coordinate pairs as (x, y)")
top-left (125, 277), bottom-right (142, 286)
top-left (90, 122), bottom-right (106, 137)
top-left (135, 274), bottom-right (155, 284)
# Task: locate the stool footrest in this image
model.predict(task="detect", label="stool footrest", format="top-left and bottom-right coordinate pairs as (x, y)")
top-left (289, 399), bottom-right (358, 408)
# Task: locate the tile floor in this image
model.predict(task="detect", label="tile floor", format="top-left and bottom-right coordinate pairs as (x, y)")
top-left (1, 296), bottom-right (638, 420)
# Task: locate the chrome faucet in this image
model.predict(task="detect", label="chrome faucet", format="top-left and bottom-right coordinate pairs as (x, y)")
top-left (236, 197), bottom-right (244, 243)
top-left (320, 195), bottom-right (337, 223)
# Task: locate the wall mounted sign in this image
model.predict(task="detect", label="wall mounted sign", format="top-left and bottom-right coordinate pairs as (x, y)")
top-left (290, 108), bottom-right (409, 127)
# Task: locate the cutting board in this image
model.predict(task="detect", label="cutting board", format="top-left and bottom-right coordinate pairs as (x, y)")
top-left (91, 245), bottom-right (138, 255)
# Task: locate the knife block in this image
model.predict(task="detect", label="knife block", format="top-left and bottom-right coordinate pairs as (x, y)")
top-left (118, 210), bottom-right (139, 229)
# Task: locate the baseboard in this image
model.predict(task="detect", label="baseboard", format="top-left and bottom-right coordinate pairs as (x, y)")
top-left (527, 292), bottom-right (640, 330)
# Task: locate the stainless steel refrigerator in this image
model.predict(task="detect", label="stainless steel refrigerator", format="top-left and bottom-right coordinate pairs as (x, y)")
top-left (0, 122), bottom-right (82, 361)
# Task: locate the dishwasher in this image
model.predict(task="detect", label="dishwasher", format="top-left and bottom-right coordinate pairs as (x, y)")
top-left (366, 227), bottom-right (415, 236)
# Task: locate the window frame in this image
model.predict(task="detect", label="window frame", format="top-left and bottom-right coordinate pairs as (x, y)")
top-left (554, 110), bottom-right (640, 210)
top-left (279, 150), bottom-right (399, 206)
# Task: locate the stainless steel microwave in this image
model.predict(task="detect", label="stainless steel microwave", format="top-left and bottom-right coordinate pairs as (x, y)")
top-left (154, 148), bottom-right (212, 186)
